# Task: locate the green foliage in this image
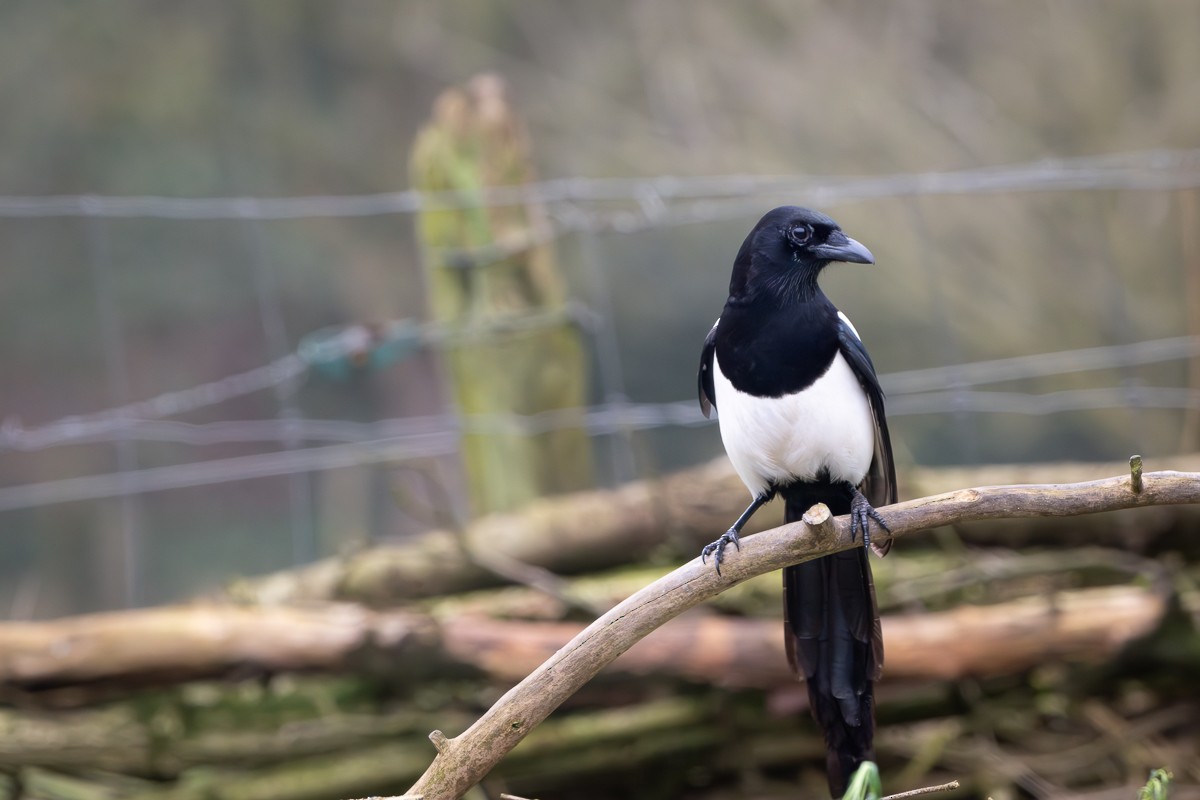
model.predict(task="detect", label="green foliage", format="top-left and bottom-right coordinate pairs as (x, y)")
top-left (841, 761), bottom-right (882, 800)
top-left (1138, 768), bottom-right (1173, 800)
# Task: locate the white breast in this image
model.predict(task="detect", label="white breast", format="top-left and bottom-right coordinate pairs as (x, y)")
top-left (712, 351), bottom-right (876, 498)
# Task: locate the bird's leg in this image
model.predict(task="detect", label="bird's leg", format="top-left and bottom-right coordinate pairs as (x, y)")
top-left (702, 490), bottom-right (773, 576)
top-left (845, 483), bottom-right (890, 553)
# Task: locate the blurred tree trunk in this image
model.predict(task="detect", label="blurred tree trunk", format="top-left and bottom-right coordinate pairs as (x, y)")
top-left (410, 73), bottom-right (593, 515)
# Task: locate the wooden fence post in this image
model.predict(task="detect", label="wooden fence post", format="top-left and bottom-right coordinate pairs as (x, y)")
top-left (410, 73), bottom-right (594, 515)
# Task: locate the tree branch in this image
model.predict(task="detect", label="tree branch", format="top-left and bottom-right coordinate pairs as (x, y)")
top-left (406, 467), bottom-right (1200, 800)
top-left (883, 779), bottom-right (961, 800)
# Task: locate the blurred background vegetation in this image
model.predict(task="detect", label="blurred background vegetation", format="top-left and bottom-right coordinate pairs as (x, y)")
top-left (0, 4), bottom-right (1198, 798)
top-left (3, 0), bottom-right (1198, 615)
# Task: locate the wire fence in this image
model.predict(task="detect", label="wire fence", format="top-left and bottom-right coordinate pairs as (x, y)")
top-left (4, 147), bottom-right (1200, 610)
top-left (2, 148), bottom-right (1198, 220)
top-left (2, 333), bottom-right (1196, 513)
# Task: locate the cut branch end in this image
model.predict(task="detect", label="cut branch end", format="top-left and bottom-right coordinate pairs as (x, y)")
top-left (429, 730), bottom-right (450, 754)
top-left (802, 502), bottom-right (833, 527)
top-left (1130, 455), bottom-right (1144, 494)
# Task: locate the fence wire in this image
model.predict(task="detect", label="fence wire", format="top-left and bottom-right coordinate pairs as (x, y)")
top-left (5, 334), bottom-right (1199, 456)
top-left (1, 149), bottom-right (1198, 220)
top-left (1, 332), bottom-right (1197, 512)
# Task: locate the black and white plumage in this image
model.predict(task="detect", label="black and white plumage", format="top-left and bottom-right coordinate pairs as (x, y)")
top-left (698, 206), bottom-right (897, 797)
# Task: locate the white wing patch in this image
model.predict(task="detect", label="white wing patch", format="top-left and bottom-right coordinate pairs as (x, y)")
top-left (837, 310), bottom-right (861, 341)
top-left (712, 351), bottom-right (875, 499)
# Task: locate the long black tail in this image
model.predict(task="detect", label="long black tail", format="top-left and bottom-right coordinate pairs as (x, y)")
top-left (782, 483), bottom-right (884, 797)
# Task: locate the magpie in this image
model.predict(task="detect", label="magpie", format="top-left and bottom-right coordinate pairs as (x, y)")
top-left (697, 206), bottom-right (897, 797)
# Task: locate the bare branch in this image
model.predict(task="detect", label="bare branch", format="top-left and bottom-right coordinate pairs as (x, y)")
top-left (406, 468), bottom-right (1200, 800)
top-left (883, 779), bottom-right (962, 800)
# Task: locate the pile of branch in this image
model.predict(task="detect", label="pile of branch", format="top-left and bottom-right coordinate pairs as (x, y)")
top-left (0, 585), bottom-right (1168, 693)
top-left (0, 458), bottom-right (1197, 800)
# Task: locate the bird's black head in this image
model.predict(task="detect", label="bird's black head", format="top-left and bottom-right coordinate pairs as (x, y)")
top-left (727, 206), bottom-right (875, 303)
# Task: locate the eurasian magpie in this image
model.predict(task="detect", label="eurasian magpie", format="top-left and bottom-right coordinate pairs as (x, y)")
top-left (697, 206), bottom-right (896, 797)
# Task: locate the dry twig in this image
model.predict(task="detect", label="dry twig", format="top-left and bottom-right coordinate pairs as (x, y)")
top-left (883, 780), bottom-right (962, 800)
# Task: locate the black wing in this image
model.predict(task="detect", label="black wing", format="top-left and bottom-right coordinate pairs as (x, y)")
top-left (698, 319), bottom-right (719, 418)
top-left (836, 314), bottom-right (897, 555)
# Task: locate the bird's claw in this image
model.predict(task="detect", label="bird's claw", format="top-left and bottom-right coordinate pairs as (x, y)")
top-left (849, 490), bottom-right (890, 554)
top-left (701, 528), bottom-right (741, 576)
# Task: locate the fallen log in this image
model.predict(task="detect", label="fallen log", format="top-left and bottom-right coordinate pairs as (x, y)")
top-left (0, 605), bottom-right (435, 689)
top-left (117, 698), bottom-right (724, 800)
top-left (447, 584), bottom-right (1168, 688)
top-left (2, 668), bottom-right (1194, 800)
top-left (0, 696), bottom-right (457, 777)
top-left (228, 455), bottom-right (1200, 606)
top-left (0, 585), bottom-right (1169, 693)
top-left (423, 544), bottom-right (1161, 623)
top-left (226, 456), bottom-right (755, 606)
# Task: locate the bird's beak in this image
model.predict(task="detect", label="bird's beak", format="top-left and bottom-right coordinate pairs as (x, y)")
top-left (811, 231), bottom-right (875, 265)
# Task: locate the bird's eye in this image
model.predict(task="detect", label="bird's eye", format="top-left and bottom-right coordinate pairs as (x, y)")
top-left (788, 224), bottom-right (812, 246)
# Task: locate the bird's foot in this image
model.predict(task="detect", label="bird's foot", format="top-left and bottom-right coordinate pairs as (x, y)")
top-left (700, 528), bottom-right (741, 576)
top-left (849, 488), bottom-right (890, 553)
